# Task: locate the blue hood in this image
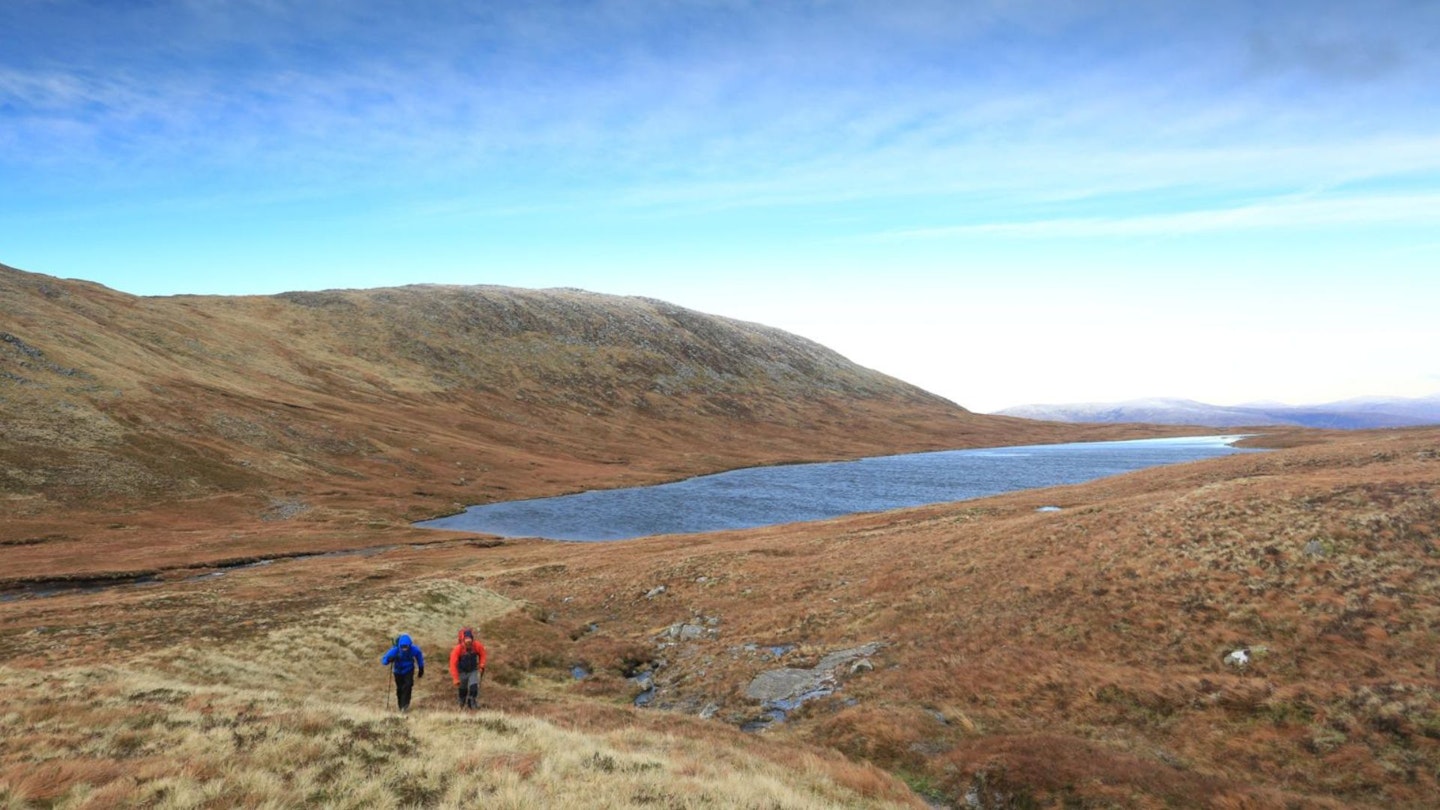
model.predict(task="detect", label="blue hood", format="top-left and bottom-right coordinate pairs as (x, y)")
top-left (383, 634), bottom-right (424, 673)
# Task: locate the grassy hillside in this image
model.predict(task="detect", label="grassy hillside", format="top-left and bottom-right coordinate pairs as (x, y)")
top-left (0, 572), bottom-right (919, 808)
top-left (3, 427), bottom-right (1435, 807)
top-left (468, 427), bottom-right (1440, 807)
top-left (2, 261), bottom-right (965, 513)
top-left (11, 261), bottom-right (1430, 807)
top-left (1, 261), bottom-right (1190, 580)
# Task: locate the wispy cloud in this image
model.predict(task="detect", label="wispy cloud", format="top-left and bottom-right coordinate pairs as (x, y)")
top-left (5, 1), bottom-right (1440, 227)
top-left (4, 2), bottom-right (1435, 168)
top-left (5, 1), bottom-right (1440, 411)
top-left (879, 191), bottom-right (1440, 240)
top-left (1245, 31), bottom-right (1407, 83)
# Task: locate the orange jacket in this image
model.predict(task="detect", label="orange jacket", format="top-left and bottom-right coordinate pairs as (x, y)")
top-left (449, 638), bottom-right (488, 683)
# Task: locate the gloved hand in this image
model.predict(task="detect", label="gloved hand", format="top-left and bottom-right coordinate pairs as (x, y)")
top-left (418, 666), bottom-right (425, 678)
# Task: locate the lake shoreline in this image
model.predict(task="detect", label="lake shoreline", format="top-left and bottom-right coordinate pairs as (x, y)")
top-left (419, 434), bottom-right (1261, 542)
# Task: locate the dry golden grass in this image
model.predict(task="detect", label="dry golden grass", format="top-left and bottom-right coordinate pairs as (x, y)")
top-left (0, 576), bottom-right (922, 808)
top-left (8, 263), bottom-right (1440, 806)
top-left (5, 430), bottom-right (1437, 807)
top-left (1, 261), bottom-right (1215, 581)
top-left (437, 428), bottom-right (1440, 808)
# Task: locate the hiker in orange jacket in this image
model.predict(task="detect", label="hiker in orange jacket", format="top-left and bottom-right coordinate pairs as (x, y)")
top-left (449, 626), bottom-right (488, 709)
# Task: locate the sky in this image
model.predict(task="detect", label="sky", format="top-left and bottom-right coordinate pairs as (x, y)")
top-left (3, 0), bottom-right (1439, 413)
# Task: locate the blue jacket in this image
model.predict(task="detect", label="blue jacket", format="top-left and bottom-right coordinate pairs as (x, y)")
top-left (381, 634), bottom-right (425, 675)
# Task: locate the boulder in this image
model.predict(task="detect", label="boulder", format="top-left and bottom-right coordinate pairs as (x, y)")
top-left (745, 668), bottom-right (825, 703)
top-left (744, 642), bottom-right (884, 705)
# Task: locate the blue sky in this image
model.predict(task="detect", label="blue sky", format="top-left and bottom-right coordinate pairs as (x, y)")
top-left (3, 0), bottom-right (1439, 412)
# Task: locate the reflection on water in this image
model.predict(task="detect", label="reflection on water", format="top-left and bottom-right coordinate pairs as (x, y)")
top-left (418, 435), bottom-right (1257, 542)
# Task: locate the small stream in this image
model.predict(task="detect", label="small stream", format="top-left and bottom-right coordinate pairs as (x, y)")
top-left (0, 541), bottom-right (477, 603)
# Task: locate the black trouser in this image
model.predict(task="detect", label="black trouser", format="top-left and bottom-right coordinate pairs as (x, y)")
top-left (457, 670), bottom-right (479, 708)
top-left (394, 671), bottom-right (415, 711)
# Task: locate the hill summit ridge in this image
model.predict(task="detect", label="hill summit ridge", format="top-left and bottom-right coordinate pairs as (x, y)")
top-left (2, 261), bottom-right (1006, 526)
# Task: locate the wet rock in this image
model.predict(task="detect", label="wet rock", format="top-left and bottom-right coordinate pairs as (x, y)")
top-left (629, 670), bottom-right (657, 707)
top-left (660, 620), bottom-right (717, 641)
top-left (815, 643), bottom-right (882, 672)
top-left (741, 642), bottom-right (797, 659)
top-left (742, 642), bottom-right (883, 724)
top-left (745, 668), bottom-right (825, 704)
top-left (740, 715), bottom-right (779, 733)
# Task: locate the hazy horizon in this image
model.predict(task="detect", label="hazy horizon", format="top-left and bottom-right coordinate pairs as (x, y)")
top-left (4, 1), bottom-right (1439, 413)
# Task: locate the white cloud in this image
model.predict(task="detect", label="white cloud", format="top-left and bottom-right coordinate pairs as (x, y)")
top-left (881, 190), bottom-right (1440, 240)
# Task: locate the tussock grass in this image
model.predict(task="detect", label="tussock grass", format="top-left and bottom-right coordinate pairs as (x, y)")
top-left (8, 274), bottom-right (1437, 808)
top-left (462, 429), bottom-right (1440, 807)
top-left (0, 577), bottom-right (920, 808)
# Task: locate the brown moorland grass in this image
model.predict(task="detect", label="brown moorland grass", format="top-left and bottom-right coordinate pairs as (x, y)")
top-left (6, 262), bottom-right (1435, 806)
top-left (2, 261), bottom-right (1221, 582)
top-left (4, 428), bottom-right (1436, 806)
top-left (0, 572), bottom-right (923, 808)
top-left (401, 427), bottom-right (1439, 807)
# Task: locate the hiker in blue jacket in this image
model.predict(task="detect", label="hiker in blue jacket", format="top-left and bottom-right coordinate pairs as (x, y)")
top-left (381, 633), bottom-right (426, 712)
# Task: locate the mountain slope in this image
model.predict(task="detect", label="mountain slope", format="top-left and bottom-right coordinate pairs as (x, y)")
top-left (3, 261), bottom-right (1186, 575)
top-left (7, 261), bottom-right (1437, 807)
top-left (2, 263), bottom-right (958, 510)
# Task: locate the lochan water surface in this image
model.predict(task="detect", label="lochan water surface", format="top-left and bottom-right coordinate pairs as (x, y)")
top-left (417, 435), bottom-right (1259, 542)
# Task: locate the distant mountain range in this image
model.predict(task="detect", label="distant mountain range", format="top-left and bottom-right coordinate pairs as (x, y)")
top-left (993, 394), bottom-right (1440, 429)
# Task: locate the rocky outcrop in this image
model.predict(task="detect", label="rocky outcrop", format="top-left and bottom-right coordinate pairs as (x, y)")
top-left (745, 642), bottom-right (882, 703)
top-left (743, 642), bottom-right (883, 729)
